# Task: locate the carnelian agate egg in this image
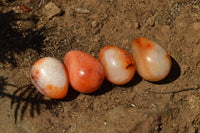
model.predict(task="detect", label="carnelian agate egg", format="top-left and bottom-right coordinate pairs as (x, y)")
top-left (30, 57), bottom-right (69, 99)
top-left (64, 50), bottom-right (105, 93)
top-left (99, 46), bottom-right (136, 85)
top-left (131, 38), bottom-right (171, 82)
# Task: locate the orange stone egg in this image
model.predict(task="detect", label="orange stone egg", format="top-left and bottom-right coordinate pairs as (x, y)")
top-left (131, 37), bottom-right (171, 82)
top-left (99, 46), bottom-right (136, 85)
top-left (64, 50), bottom-right (105, 93)
top-left (30, 57), bottom-right (69, 99)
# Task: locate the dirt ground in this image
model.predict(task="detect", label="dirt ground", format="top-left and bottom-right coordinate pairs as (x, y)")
top-left (0, 0), bottom-right (200, 133)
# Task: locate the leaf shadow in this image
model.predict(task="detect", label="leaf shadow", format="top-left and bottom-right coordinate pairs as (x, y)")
top-left (0, 76), bottom-right (79, 123)
top-left (0, 9), bottom-right (45, 67)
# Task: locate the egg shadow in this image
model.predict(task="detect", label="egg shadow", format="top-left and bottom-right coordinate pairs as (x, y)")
top-left (120, 72), bottom-right (143, 88)
top-left (91, 72), bottom-right (142, 96)
top-left (151, 56), bottom-right (181, 84)
top-left (58, 86), bottom-right (80, 102)
top-left (90, 79), bottom-right (114, 96)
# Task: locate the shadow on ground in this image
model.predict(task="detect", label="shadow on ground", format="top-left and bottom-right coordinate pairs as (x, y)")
top-left (0, 9), bottom-right (44, 66)
top-left (91, 72), bottom-right (143, 96)
top-left (0, 76), bottom-right (79, 123)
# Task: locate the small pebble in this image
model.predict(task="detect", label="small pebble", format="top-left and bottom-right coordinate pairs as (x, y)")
top-left (131, 103), bottom-right (136, 107)
top-left (76, 8), bottom-right (89, 14)
top-left (43, 2), bottom-right (61, 18)
top-left (91, 21), bottom-right (97, 28)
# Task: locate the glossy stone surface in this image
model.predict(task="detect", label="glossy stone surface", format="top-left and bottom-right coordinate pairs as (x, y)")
top-left (30, 57), bottom-right (69, 99)
top-left (131, 37), bottom-right (171, 82)
top-left (99, 46), bottom-right (136, 85)
top-left (64, 50), bottom-right (105, 93)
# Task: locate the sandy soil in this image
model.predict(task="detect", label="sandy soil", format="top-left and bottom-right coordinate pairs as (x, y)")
top-left (0, 0), bottom-right (200, 133)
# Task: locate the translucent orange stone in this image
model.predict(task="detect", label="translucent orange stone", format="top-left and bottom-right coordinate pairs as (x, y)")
top-left (30, 57), bottom-right (69, 99)
top-left (131, 38), bottom-right (171, 82)
top-left (64, 50), bottom-right (105, 93)
top-left (99, 46), bottom-right (136, 85)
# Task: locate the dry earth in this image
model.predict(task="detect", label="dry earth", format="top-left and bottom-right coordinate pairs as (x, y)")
top-left (0, 0), bottom-right (200, 133)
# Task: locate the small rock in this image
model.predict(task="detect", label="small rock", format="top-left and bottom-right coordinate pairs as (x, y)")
top-left (91, 21), bottom-right (97, 28)
top-left (43, 2), bottom-right (61, 19)
top-left (133, 21), bottom-right (139, 29)
top-left (130, 103), bottom-right (136, 107)
top-left (76, 8), bottom-right (89, 14)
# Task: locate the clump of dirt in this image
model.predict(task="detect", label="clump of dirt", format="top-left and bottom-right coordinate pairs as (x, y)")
top-left (0, 0), bottom-right (200, 133)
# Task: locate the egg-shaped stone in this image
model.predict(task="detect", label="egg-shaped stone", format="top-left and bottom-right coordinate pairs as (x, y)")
top-left (131, 37), bottom-right (171, 82)
top-left (64, 50), bottom-right (105, 93)
top-left (30, 57), bottom-right (69, 99)
top-left (99, 46), bottom-right (136, 85)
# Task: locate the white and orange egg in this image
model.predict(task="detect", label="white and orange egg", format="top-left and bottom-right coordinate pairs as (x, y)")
top-left (131, 37), bottom-right (171, 82)
top-left (30, 57), bottom-right (69, 99)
